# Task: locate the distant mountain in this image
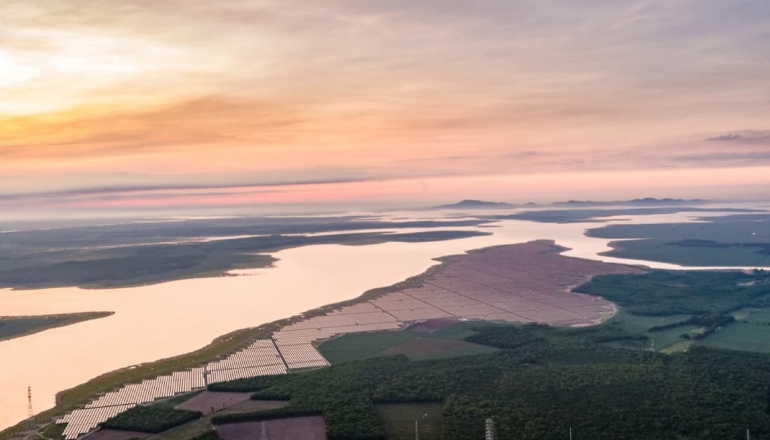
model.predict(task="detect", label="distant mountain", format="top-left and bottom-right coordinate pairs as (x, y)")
top-left (551, 198), bottom-right (708, 207)
top-left (429, 198), bottom-right (709, 211)
top-left (433, 199), bottom-right (516, 210)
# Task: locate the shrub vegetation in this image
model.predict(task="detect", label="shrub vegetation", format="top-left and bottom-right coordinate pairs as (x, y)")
top-left (100, 406), bottom-right (202, 433)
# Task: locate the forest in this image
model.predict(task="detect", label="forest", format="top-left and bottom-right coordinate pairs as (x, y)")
top-left (209, 323), bottom-right (770, 439)
top-left (574, 270), bottom-right (770, 316)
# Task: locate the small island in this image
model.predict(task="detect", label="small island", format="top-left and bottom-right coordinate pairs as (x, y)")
top-left (0, 312), bottom-right (115, 342)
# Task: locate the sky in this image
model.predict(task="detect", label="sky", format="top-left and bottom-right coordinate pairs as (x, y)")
top-left (1, 0), bottom-right (769, 216)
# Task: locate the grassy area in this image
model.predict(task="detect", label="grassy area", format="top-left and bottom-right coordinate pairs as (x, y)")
top-left (604, 310), bottom-right (695, 350)
top-left (428, 321), bottom-right (484, 340)
top-left (318, 321), bottom-right (498, 365)
top-left (38, 422), bottom-right (65, 440)
top-left (577, 270), bottom-right (770, 353)
top-left (380, 337), bottom-right (497, 361)
top-left (376, 402), bottom-right (443, 440)
top-left (150, 391), bottom-right (204, 409)
top-left (741, 307), bottom-right (770, 324)
top-left (319, 331), bottom-right (417, 364)
top-left (695, 322), bottom-right (770, 353)
top-left (0, 312), bottom-right (113, 342)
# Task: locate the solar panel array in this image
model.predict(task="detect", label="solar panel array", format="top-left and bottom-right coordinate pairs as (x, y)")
top-left (59, 405), bottom-right (136, 440)
top-left (58, 243), bottom-right (627, 439)
top-left (56, 340), bottom-right (287, 439)
top-left (56, 288), bottom-right (524, 438)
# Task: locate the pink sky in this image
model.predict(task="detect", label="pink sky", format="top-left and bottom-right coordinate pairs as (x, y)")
top-left (1, 0), bottom-right (769, 214)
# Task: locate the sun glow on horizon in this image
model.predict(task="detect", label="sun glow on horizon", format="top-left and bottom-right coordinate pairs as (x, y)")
top-left (1, 0), bottom-right (769, 214)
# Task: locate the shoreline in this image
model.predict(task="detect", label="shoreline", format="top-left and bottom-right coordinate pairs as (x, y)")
top-left (0, 252), bottom-right (456, 440)
top-left (1, 239), bottom-right (647, 438)
top-left (0, 230), bottom-right (489, 292)
top-left (0, 312), bottom-right (115, 343)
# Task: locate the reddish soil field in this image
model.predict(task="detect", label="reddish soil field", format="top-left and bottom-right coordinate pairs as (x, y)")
top-left (176, 391), bottom-right (251, 415)
top-left (216, 416), bottom-right (326, 440)
top-left (217, 399), bottom-right (289, 416)
top-left (84, 430), bottom-right (148, 440)
top-left (409, 318), bottom-right (458, 334)
top-left (380, 337), bottom-right (485, 358)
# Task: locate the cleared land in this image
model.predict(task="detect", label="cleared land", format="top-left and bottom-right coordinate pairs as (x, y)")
top-left (175, 392), bottom-right (251, 415)
top-left (0, 312), bottom-right (113, 342)
top-left (376, 402), bottom-right (443, 440)
top-left (408, 318), bottom-right (457, 334)
top-left (216, 416), bottom-right (326, 440)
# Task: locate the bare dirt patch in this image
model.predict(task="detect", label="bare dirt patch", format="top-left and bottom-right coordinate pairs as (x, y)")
top-left (216, 416), bottom-right (326, 440)
top-left (175, 391), bottom-right (251, 415)
top-left (216, 400), bottom-right (289, 416)
top-left (408, 319), bottom-right (458, 334)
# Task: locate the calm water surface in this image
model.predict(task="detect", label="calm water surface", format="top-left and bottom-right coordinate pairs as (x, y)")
top-left (1, 212), bottom-right (768, 429)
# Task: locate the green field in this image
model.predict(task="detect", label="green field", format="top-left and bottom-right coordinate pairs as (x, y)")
top-left (318, 321), bottom-right (496, 364)
top-left (741, 308), bottom-right (770, 324)
top-left (150, 390), bottom-right (203, 409)
top-left (695, 322), bottom-right (770, 353)
top-left (38, 422), bottom-right (65, 440)
top-left (578, 270), bottom-right (770, 352)
top-left (604, 310), bottom-right (696, 350)
top-left (376, 402), bottom-right (443, 440)
top-left (319, 331), bottom-right (418, 364)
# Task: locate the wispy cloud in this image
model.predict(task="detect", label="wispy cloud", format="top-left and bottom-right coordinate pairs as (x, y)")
top-left (2, 0), bottom-right (770, 210)
top-left (705, 130), bottom-right (770, 143)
